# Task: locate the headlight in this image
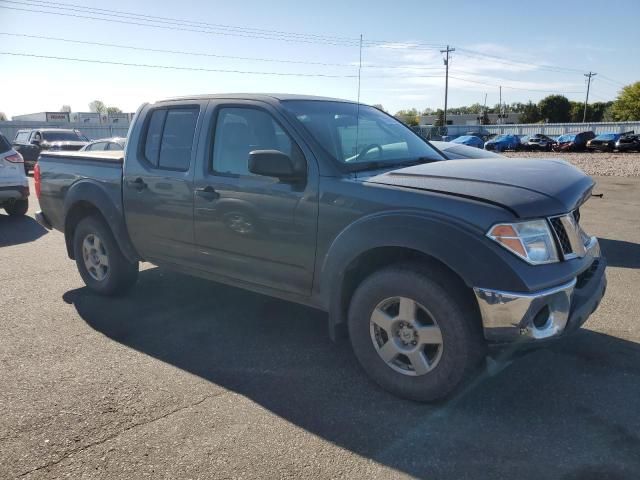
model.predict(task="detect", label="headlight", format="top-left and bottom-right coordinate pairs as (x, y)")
top-left (487, 220), bottom-right (559, 265)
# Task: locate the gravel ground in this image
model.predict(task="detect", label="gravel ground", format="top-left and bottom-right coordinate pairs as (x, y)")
top-left (503, 151), bottom-right (640, 177)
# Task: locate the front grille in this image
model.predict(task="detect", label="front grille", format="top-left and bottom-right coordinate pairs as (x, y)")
top-left (549, 209), bottom-right (589, 260)
top-left (550, 217), bottom-right (573, 255)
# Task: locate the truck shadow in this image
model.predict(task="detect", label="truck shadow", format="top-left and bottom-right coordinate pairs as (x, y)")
top-left (599, 238), bottom-right (640, 269)
top-left (0, 214), bottom-right (47, 247)
top-left (63, 267), bottom-right (640, 479)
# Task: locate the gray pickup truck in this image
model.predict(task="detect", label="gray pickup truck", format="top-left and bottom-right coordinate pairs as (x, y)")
top-left (35, 94), bottom-right (606, 401)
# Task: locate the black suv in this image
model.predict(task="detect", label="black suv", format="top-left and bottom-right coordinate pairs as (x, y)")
top-left (12, 128), bottom-right (89, 172)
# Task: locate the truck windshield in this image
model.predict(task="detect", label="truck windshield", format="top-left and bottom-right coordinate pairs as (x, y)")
top-left (282, 100), bottom-right (444, 170)
top-left (43, 131), bottom-right (86, 142)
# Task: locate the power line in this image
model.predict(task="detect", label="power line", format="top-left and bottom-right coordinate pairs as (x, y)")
top-left (0, 51), bottom-right (358, 77)
top-left (456, 49), bottom-right (585, 75)
top-left (0, 0), bottom-right (444, 50)
top-left (0, 31), bottom-right (448, 70)
top-left (0, 4), bottom-right (363, 46)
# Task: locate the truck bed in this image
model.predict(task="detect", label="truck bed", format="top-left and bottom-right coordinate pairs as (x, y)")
top-left (37, 150), bottom-right (124, 232)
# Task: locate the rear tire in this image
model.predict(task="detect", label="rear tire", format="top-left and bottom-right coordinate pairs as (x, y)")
top-left (348, 265), bottom-right (485, 402)
top-left (73, 215), bottom-right (138, 296)
top-left (5, 199), bottom-right (28, 216)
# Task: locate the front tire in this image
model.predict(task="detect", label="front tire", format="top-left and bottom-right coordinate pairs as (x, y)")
top-left (73, 215), bottom-right (138, 296)
top-left (348, 265), bottom-right (485, 402)
top-left (5, 199), bottom-right (28, 216)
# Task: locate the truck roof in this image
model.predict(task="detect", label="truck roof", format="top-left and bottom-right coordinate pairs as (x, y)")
top-left (154, 93), bottom-right (356, 105)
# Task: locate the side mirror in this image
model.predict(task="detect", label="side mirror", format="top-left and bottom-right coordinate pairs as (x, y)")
top-left (32, 139), bottom-right (41, 146)
top-left (248, 150), bottom-right (303, 181)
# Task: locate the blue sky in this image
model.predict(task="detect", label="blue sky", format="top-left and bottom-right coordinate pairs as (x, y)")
top-left (1, 0), bottom-right (638, 117)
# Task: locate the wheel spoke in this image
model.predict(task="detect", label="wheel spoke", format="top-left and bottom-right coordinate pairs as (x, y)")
top-left (377, 340), bottom-right (399, 363)
top-left (416, 325), bottom-right (443, 345)
top-left (98, 254), bottom-right (109, 267)
top-left (398, 297), bottom-right (417, 321)
top-left (371, 307), bottom-right (394, 332)
top-left (83, 237), bottom-right (93, 253)
top-left (406, 349), bottom-right (430, 375)
top-left (94, 236), bottom-right (103, 252)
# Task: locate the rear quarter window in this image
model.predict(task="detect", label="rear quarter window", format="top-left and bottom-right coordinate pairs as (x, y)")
top-left (143, 107), bottom-right (198, 171)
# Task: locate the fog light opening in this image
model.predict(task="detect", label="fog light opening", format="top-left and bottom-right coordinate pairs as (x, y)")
top-left (532, 306), bottom-right (551, 330)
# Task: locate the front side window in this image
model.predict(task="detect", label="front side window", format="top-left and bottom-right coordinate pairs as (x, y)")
top-left (282, 100), bottom-right (443, 171)
top-left (143, 107), bottom-right (198, 171)
top-left (211, 107), bottom-right (299, 176)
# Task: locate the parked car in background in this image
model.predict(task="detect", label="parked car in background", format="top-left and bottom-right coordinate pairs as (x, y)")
top-left (615, 133), bottom-right (640, 152)
top-left (484, 134), bottom-right (520, 152)
top-left (450, 135), bottom-right (484, 149)
top-left (0, 132), bottom-right (29, 216)
top-left (553, 131), bottom-right (595, 152)
top-left (34, 94), bottom-right (606, 402)
top-left (522, 134), bottom-right (555, 151)
top-left (80, 137), bottom-right (126, 152)
top-left (430, 141), bottom-right (504, 159)
top-left (12, 128), bottom-right (89, 172)
top-left (586, 133), bottom-right (621, 152)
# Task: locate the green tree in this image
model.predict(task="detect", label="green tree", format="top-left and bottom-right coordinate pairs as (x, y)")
top-left (520, 101), bottom-right (541, 124)
top-left (60, 105), bottom-right (71, 112)
top-left (372, 104), bottom-right (386, 112)
top-left (394, 108), bottom-right (420, 126)
top-left (434, 109), bottom-right (445, 127)
top-left (89, 100), bottom-right (106, 114)
top-left (0, 112), bottom-right (7, 121)
top-left (538, 95), bottom-right (571, 123)
top-left (106, 106), bottom-right (123, 114)
top-left (610, 82), bottom-right (640, 121)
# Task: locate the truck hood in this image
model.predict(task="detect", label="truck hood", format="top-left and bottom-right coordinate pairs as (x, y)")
top-left (363, 158), bottom-right (594, 218)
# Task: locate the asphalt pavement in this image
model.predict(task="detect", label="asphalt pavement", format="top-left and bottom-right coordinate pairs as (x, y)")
top-left (1, 176), bottom-right (639, 479)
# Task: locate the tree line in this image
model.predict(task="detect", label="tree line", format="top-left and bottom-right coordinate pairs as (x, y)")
top-left (394, 81), bottom-right (640, 126)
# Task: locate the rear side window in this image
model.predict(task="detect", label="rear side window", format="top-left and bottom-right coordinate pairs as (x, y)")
top-left (143, 107), bottom-right (198, 171)
top-left (0, 133), bottom-right (11, 153)
top-left (14, 131), bottom-right (30, 143)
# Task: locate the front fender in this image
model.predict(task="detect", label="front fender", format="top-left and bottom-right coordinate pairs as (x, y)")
top-left (318, 211), bottom-right (528, 332)
top-left (63, 180), bottom-right (140, 263)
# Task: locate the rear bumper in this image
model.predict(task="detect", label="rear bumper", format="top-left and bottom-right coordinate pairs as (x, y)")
top-left (0, 185), bottom-right (29, 202)
top-left (474, 237), bottom-right (606, 343)
top-left (35, 210), bottom-right (53, 230)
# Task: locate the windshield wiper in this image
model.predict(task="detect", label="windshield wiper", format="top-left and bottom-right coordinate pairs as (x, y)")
top-left (346, 157), bottom-right (437, 173)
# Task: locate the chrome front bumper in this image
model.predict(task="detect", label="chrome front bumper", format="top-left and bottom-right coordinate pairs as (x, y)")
top-left (474, 237), bottom-right (606, 343)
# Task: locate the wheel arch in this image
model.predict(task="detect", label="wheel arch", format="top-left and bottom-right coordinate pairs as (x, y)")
top-left (63, 181), bottom-right (140, 263)
top-left (318, 213), bottom-right (526, 340)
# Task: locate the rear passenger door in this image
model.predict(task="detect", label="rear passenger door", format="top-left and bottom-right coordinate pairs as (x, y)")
top-left (123, 100), bottom-right (205, 264)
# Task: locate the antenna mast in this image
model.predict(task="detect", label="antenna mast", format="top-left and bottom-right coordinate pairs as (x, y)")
top-left (355, 34), bottom-right (363, 159)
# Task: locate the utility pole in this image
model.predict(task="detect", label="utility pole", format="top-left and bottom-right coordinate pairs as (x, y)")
top-left (583, 72), bottom-right (596, 123)
top-left (498, 86), bottom-right (502, 124)
top-left (440, 45), bottom-right (455, 127)
top-left (482, 92), bottom-right (487, 125)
